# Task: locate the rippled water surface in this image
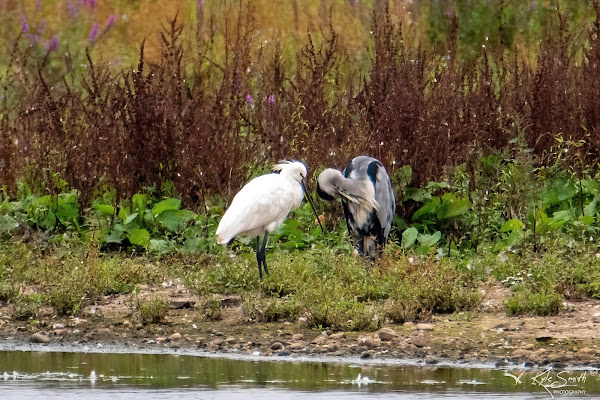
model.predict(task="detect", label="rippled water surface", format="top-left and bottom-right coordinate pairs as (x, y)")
top-left (1, 349), bottom-right (598, 399)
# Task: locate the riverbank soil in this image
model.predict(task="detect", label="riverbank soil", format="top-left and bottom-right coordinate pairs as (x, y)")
top-left (1, 282), bottom-right (599, 367)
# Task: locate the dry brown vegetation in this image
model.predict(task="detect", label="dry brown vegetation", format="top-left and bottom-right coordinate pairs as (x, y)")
top-left (2, 4), bottom-right (600, 208)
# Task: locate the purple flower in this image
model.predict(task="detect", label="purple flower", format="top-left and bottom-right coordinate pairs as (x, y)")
top-left (45, 34), bottom-right (59, 51)
top-left (83, 0), bottom-right (97, 8)
top-left (246, 94), bottom-right (253, 103)
top-left (105, 14), bottom-right (117, 30)
top-left (66, 0), bottom-right (79, 19)
top-left (21, 19), bottom-right (29, 33)
top-left (89, 22), bottom-right (99, 42)
top-left (530, 1), bottom-right (537, 10)
top-left (35, 0), bottom-right (42, 12)
top-left (267, 94), bottom-right (276, 105)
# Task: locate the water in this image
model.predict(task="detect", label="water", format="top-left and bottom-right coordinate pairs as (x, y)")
top-left (1, 348), bottom-right (599, 399)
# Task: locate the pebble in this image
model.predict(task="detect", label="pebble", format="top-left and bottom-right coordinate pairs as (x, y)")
top-left (325, 343), bottom-right (339, 352)
top-left (292, 333), bottom-right (304, 341)
top-left (535, 336), bottom-right (553, 342)
top-left (96, 328), bottom-right (112, 336)
top-left (411, 336), bottom-right (427, 348)
top-left (360, 351), bottom-right (372, 359)
top-left (289, 342), bottom-right (305, 351)
top-left (358, 337), bottom-right (374, 347)
top-left (512, 349), bottom-right (532, 358)
top-left (30, 333), bottom-right (50, 343)
top-left (52, 323), bottom-right (65, 330)
top-left (415, 323), bottom-right (434, 331)
top-left (330, 332), bottom-right (346, 340)
top-left (271, 342), bottom-right (284, 351)
top-left (425, 358), bottom-right (438, 365)
top-left (378, 328), bottom-right (398, 341)
top-left (277, 350), bottom-right (291, 357)
top-left (312, 335), bottom-right (328, 345)
top-left (169, 332), bottom-right (182, 341)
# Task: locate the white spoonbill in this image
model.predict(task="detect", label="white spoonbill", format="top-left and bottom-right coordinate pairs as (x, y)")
top-left (317, 156), bottom-right (395, 259)
top-left (216, 160), bottom-right (322, 279)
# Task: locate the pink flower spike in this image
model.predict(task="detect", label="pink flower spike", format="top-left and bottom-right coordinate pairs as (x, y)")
top-left (246, 94), bottom-right (253, 103)
top-left (106, 14), bottom-right (117, 30)
top-left (89, 22), bottom-right (99, 42)
top-left (21, 20), bottom-right (29, 33)
top-left (267, 94), bottom-right (276, 105)
top-left (49, 34), bottom-right (59, 51)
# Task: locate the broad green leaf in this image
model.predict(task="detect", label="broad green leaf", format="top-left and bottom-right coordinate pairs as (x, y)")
top-left (58, 191), bottom-right (77, 205)
top-left (38, 195), bottom-right (53, 208)
top-left (582, 179), bottom-right (600, 196)
top-left (45, 210), bottom-right (57, 229)
top-left (182, 237), bottom-right (202, 253)
top-left (132, 193), bottom-right (148, 214)
top-left (93, 203), bottom-right (115, 216)
top-left (0, 215), bottom-right (18, 232)
top-left (543, 177), bottom-right (577, 205)
top-left (549, 210), bottom-right (573, 229)
top-left (152, 198), bottom-right (181, 217)
top-left (128, 228), bottom-right (150, 247)
top-left (118, 207), bottom-right (129, 221)
top-left (156, 210), bottom-right (187, 232)
top-left (437, 198), bottom-right (471, 220)
top-left (394, 165), bottom-right (413, 187)
top-left (580, 215), bottom-right (595, 226)
top-left (500, 219), bottom-right (525, 233)
top-left (415, 245), bottom-right (433, 255)
top-left (56, 202), bottom-right (78, 224)
top-left (177, 209), bottom-right (196, 221)
top-left (123, 213), bottom-right (139, 225)
top-left (393, 214), bottom-right (408, 231)
top-left (401, 227), bottom-right (418, 250)
top-left (584, 198), bottom-right (598, 216)
top-left (412, 197), bottom-right (441, 220)
top-left (417, 231), bottom-right (442, 247)
top-left (102, 225), bottom-right (126, 244)
top-left (404, 188), bottom-right (431, 202)
top-left (505, 229), bottom-right (523, 247)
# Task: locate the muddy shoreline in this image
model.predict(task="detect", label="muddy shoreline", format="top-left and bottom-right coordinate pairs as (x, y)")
top-left (1, 284), bottom-right (600, 370)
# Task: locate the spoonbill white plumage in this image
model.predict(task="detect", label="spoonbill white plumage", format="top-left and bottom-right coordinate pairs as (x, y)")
top-left (316, 156), bottom-right (395, 259)
top-left (216, 160), bottom-right (322, 279)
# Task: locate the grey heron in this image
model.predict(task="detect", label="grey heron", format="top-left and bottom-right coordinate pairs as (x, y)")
top-left (317, 156), bottom-right (395, 258)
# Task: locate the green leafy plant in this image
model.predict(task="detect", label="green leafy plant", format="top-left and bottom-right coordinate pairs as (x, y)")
top-left (136, 296), bottom-right (170, 325)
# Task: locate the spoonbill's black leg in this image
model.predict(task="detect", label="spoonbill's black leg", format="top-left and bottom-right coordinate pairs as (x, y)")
top-left (256, 233), bottom-right (270, 280)
top-left (260, 232), bottom-right (269, 277)
top-left (256, 236), bottom-right (263, 280)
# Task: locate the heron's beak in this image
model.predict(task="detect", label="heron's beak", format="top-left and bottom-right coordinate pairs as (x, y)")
top-left (301, 178), bottom-right (325, 233)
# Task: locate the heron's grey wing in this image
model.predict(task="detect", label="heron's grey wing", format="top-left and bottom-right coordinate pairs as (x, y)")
top-left (366, 161), bottom-right (395, 240)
